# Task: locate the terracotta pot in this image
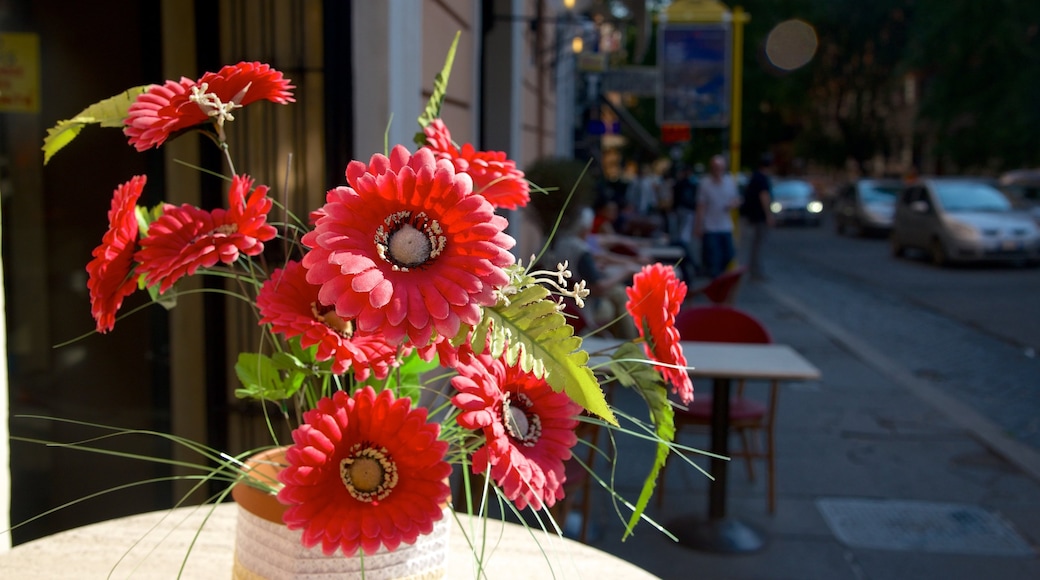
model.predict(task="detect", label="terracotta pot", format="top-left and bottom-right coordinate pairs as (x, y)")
top-left (230, 446), bottom-right (451, 580)
top-left (230, 446), bottom-right (289, 525)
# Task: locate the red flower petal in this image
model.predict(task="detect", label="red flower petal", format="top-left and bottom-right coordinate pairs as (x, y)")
top-left (625, 263), bottom-right (694, 403)
top-left (302, 146), bottom-right (515, 346)
top-left (135, 175), bottom-right (276, 293)
top-left (257, 261), bottom-right (399, 378)
top-left (277, 388), bottom-right (452, 556)
top-left (124, 62), bottom-right (294, 151)
top-left (86, 175), bottom-right (146, 333)
top-left (450, 353), bottom-right (581, 511)
top-left (423, 120), bottom-right (530, 210)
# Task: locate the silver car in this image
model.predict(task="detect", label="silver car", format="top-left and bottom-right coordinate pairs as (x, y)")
top-left (833, 178), bottom-right (902, 237)
top-left (891, 178), bottom-right (1040, 266)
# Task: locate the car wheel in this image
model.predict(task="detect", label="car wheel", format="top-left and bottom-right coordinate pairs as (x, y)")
top-left (891, 237), bottom-right (905, 258)
top-left (930, 238), bottom-right (948, 267)
top-left (835, 219), bottom-right (846, 236)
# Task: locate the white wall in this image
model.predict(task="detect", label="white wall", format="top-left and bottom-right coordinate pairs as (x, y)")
top-left (352, 1), bottom-right (424, 158)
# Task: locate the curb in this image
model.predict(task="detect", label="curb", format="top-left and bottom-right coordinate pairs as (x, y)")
top-left (759, 283), bottom-right (1040, 484)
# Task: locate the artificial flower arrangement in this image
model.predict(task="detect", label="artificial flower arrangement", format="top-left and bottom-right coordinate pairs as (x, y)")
top-left (34, 35), bottom-right (699, 575)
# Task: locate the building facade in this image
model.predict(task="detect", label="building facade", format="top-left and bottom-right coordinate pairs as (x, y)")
top-left (1, 0), bottom-right (577, 544)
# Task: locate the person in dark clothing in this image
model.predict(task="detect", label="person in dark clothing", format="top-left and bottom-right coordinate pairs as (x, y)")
top-left (740, 154), bottom-right (774, 280)
top-left (671, 165), bottom-right (698, 243)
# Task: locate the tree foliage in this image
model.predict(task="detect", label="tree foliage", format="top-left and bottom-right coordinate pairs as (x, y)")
top-left (633, 0), bottom-right (1040, 173)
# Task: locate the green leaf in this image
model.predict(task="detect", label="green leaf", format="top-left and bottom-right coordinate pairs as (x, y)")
top-left (362, 350), bottom-right (441, 405)
top-left (414, 31), bottom-right (461, 146)
top-left (610, 341), bottom-right (676, 540)
top-left (481, 276), bottom-right (617, 425)
top-left (42, 85), bottom-right (151, 164)
top-left (234, 352), bottom-right (307, 402)
top-left (135, 203), bottom-right (167, 237)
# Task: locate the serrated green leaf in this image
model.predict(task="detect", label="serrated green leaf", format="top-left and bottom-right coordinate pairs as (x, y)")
top-left (42, 85), bottom-right (150, 164)
top-left (414, 31), bottom-right (461, 146)
top-left (609, 341), bottom-right (677, 540)
top-left (482, 285), bottom-right (616, 425)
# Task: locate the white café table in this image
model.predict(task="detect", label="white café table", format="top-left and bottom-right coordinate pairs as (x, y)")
top-left (0, 503), bottom-right (660, 579)
top-left (584, 337), bottom-right (822, 554)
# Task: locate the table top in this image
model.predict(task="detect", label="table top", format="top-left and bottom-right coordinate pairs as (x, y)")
top-left (0, 504), bottom-right (659, 579)
top-left (584, 337), bottom-right (821, 383)
top-left (680, 341), bottom-right (821, 382)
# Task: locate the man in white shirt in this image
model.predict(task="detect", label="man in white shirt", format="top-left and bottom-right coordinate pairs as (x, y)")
top-left (694, 155), bottom-right (741, 279)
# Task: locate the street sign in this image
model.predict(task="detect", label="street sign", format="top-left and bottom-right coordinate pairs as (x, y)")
top-left (661, 123), bottom-right (692, 144)
top-left (657, 24), bottom-right (731, 127)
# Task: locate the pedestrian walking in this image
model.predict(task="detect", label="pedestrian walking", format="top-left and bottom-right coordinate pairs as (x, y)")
top-left (741, 153), bottom-right (774, 281)
top-left (694, 155), bottom-right (741, 279)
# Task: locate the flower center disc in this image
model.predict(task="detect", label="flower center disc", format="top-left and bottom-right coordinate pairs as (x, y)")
top-left (506, 406), bottom-right (529, 439)
top-left (502, 392), bottom-right (542, 447)
top-left (312, 302), bottom-right (353, 336)
top-left (340, 445), bottom-right (398, 502)
top-left (387, 224), bottom-right (432, 268)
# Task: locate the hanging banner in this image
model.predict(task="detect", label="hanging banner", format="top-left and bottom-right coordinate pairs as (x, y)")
top-left (658, 24), bottom-right (730, 127)
top-left (0, 32), bottom-right (41, 113)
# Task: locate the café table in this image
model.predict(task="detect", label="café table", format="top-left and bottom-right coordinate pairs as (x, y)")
top-left (584, 337), bottom-right (821, 554)
top-left (0, 503), bottom-right (659, 579)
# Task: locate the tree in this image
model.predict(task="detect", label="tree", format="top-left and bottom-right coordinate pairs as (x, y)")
top-left (906, 0), bottom-right (1040, 171)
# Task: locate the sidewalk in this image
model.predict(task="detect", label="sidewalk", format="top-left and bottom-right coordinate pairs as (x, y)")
top-left (582, 281), bottom-right (1040, 580)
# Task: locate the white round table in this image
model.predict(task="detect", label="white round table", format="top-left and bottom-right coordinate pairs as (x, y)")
top-left (0, 504), bottom-right (660, 579)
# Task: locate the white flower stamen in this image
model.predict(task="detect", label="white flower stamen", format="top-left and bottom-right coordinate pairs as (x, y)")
top-left (189, 81), bottom-right (250, 142)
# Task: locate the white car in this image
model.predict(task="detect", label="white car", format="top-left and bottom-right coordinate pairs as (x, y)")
top-left (890, 178), bottom-right (1040, 266)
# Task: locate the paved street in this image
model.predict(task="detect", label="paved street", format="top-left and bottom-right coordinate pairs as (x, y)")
top-left (759, 223), bottom-right (1040, 454)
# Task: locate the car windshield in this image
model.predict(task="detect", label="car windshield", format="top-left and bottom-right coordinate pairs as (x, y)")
top-left (773, 180), bottom-right (812, 200)
top-left (860, 182), bottom-right (900, 204)
top-left (933, 182), bottom-right (1012, 212)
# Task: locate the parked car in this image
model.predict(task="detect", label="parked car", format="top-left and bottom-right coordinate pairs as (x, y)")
top-left (769, 178), bottom-right (823, 226)
top-left (890, 177), bottom-right (1040, 266)
top-left (833, 178), bottom-right (902, 236)
top-left (998, 168), bottom-right (1040, 226)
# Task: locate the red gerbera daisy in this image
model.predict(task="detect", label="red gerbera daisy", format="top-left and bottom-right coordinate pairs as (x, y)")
top-left (135, 175), bottom-right (277, 293)
top-left (625, 263), bottom-right (693, 404)
top-left (422, 119), bottom-right (530, 210)
top-left (301, 145), bottom-right (516, 346)
top-left (257, 260), bottom-right (399, 378)
top-left (451, 353), bottom-right (581, 511)
top-left (277, 387), bottom-right (452, 556)
top-left (86, 175), bottom-right (146, 333)
top-left (125, 62), bottom-right (294, 151)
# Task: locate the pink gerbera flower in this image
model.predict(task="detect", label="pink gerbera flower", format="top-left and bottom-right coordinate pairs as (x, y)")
top-left (135, 175), bottom-right (277, 293)
top-left (625, 263), bottom-right (693, 404)
top-left (277, 387), bottom-right (452, 556)
top-left (257, 260), bottom-right (399, 378)
top-left (125, 62), bottom-right (294, 151)
top-left (422, 119), bottom-right (530, 210)
top-left (86, 175), bottom-right (146, 333)
top-left (301, 145), bottom-right (515, 346)
top-left (451, 353), bottom-right (581, 511)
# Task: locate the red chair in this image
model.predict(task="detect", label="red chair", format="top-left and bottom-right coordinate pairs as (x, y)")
top-left (687, 265), bottom-right (747, 305)
top-left (659, 304), bottom-right (781, 513)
